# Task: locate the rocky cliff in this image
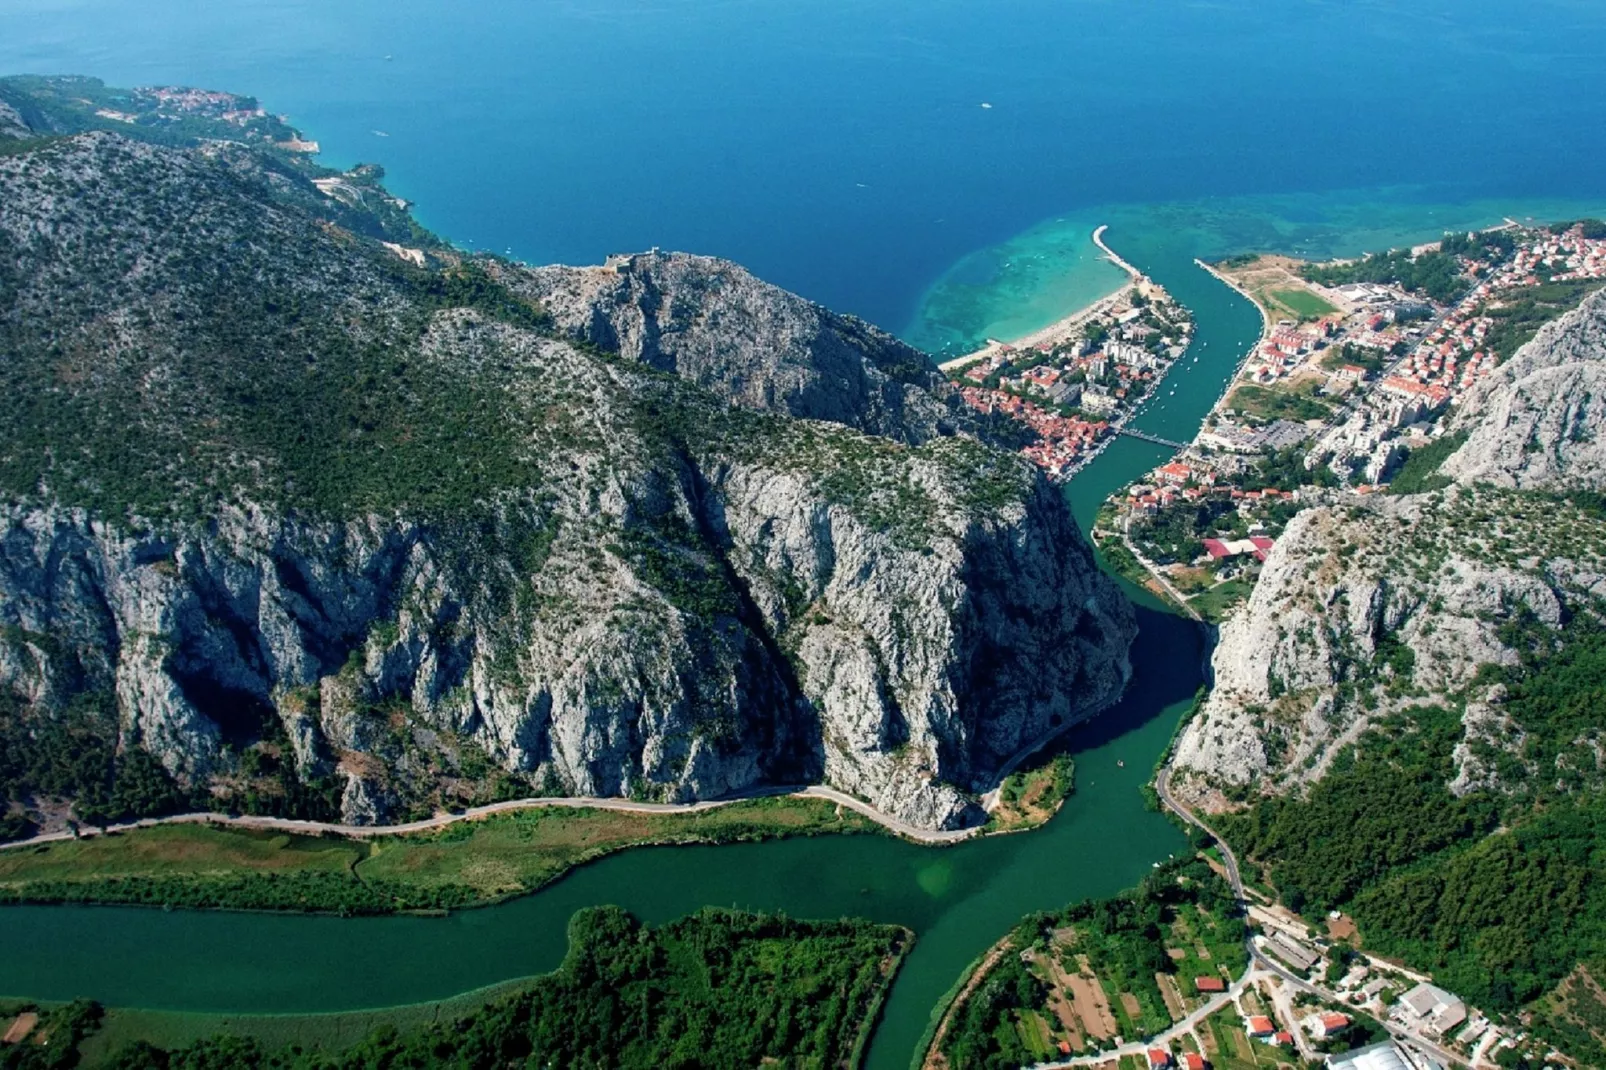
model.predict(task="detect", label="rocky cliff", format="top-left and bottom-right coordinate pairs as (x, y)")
top-left (1439, 287), bottom-right (1606, 489)
top-left (1171, 288), bottom-right (1606, 803)
top-left (501, 252), bottom-right (960, 443)
top-left (0, 106), bottom-right (1134, 830)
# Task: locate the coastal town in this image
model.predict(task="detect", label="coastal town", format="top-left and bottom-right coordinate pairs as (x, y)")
top-left (941, 228), bottom-right (1196, 480)
top-left (1094, 218), bottom-right (1606, 622)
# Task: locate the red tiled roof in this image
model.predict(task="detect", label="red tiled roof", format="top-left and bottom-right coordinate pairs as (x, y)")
top-left (1195, 976), bottom-right (1226, 992)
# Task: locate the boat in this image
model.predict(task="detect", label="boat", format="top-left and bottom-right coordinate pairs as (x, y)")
top-left (1116, 759), bottom-right (1125, 768)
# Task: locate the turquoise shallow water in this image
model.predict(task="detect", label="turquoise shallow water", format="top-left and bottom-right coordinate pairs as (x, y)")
top-left (3, 1), bottom-right (1605, 327)
top-left (2, 2), bottom-right (1605, 1064)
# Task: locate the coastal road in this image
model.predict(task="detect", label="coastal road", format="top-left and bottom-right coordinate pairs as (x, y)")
top-left (0, 783), bottom-right (982, 853)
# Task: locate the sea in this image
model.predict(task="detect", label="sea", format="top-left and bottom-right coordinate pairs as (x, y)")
top-left (3, 3), bottom-right (1606, 1066)
top-left (4, 0), bottom-right (1606, 349)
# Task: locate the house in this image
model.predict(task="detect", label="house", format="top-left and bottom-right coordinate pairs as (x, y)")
top-left (1307, 1012), bottom-right (1351, 1038)
top-left (1182, 1054), bottom-right (1207, 1070)
top-left (1398, 982), bottom-right (1467, 1038)
top-left (1273, 1031), bottom-right (1295, 1047)
top-left (1245, 1016), bottom-right (1276, 1038)
top-left (1195, 976), bottom-right (1226, 993)
top-left (1156, 462), bottom-right (1193, 486)
top-left (1057, 1040), bottom-right (1073, 1055)
top-left (1334, 363), bottom-right (1368, 382)
top-left (1265, 934), bottom-right (1321, 973)
top-left (1148, 1048), bottom-right (1173, 1069)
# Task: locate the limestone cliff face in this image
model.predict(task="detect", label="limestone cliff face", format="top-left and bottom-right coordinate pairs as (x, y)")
top-left (0, 125), bottom-right (1134, 830)
top-left (503, 252), bottom-right (961, 444)
top-left (1440, 287), bottom-right (1606, 489)
top-left (1171, 288), bottom-right (1606, 804)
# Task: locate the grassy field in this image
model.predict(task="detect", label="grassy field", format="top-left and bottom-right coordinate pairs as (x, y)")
top-left (1266, 287), bottom-right (1337, 320)
top-left (60, 978), bottom-right (541, 1065)
top-left (1189, 580), bottom-right (1255, 623)
top-left (0, 796), bottom-right (881, 913)
top-left (1226, 380), bottom-right (1334, 423)
top-left (357, 795), bottom-right (881, 901)
top-left (987, 752), bottom-right (1075, 833)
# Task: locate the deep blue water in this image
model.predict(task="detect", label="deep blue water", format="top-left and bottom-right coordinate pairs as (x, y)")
top-left (4, 0), bottom-right (1605, 332)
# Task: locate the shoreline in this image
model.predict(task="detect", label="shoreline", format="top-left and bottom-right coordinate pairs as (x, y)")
top-left (936, 223), bottom-right (1137, 372)
top-left (0, 783), bottom-right (983, 854)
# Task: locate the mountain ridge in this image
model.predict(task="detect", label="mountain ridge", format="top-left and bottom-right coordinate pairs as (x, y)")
top-left (0, 82), bottom-right (1136, 833)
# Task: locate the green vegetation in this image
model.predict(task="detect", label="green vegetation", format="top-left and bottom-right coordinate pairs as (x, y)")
top-left (0, 796), bottom-right (881, 913)
top-left (1475, 278), bottom-right (1606, 362)
top-left (0, 692), bottom-right (192, 839)
top-left (1188, 580), bottom-right (1254, 623)
top-left (937, 858), bottom-right (1245, 1068)
top-left (1385, 431), bottom-right (1467, 495)
top-left (1226, 381), bottom-right (1333, 423)
top-left (1320, 342), bottom-right (1386, 375)
top-left (1221, 615), bottom-right (1606, 1015)
top-left (1300, 229), bottom-right (1516, 304)
top-left (1548, 218), bottom-right (1606, 240)
top-left (1266, 287), bottom-right (1337, 320)
top-left (0, 1000), bottom-right (105, 1070)
top-left (987, 753), bottom-right (1075, 833)
top-left (10, 908), bottom-right (909, 1070)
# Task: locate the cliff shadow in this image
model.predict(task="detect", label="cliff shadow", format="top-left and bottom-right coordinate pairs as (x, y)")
top-left (1064, 604), bottom-right (1209, 755)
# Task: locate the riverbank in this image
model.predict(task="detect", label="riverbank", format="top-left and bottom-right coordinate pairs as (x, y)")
top-left (0, 781), bottom-right (987, 859)
top-left (0, 795), bottom-right (885, 915)
top-left (20, 907), bottom-right (915, 1069)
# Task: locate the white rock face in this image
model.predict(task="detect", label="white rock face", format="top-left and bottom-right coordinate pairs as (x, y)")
top-left (505, 251), bottom-right (961, 444)
top-left (0, 99), bottom-right (28, 139)
top-left (0, 132), bottom-right (1135, 831)
top-left (1441, 287), bottom-right (1606, 489)
top-left (0, 432), bottom-right (1133, 830)
top-left (1173, 287), bottom-right (1606, 804)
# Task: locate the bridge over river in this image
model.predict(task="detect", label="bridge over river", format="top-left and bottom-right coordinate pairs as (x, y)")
top-left (1114, 427), bottom-right (1188, 450)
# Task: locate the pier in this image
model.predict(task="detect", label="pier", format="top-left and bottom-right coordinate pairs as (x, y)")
top-left (1115, 427), bottom-right (1187, 450)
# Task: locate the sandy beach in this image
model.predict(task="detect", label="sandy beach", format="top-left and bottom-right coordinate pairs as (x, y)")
top-left (937, 225), bottom-right (1139, 371)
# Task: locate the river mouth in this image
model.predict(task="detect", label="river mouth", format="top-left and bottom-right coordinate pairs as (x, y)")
top-left (12, 189), bottom-right (1605, 1070)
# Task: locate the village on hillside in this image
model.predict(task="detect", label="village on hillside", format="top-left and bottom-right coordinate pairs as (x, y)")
top-left (1094, 219), bottom-right (1606, 622)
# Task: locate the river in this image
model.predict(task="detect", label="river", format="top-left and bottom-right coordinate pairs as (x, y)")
top-left (0, 238), bottom-right (1256, 1070)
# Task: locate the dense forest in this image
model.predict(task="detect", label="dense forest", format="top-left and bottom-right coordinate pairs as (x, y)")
top-left (1220, 616), bottom-right (1606, 1054)
top-left (4, 908), bottom-right (908, 1070)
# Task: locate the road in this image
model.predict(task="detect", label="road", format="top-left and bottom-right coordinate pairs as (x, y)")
top-left (1121, 524), bottom-right (1204, 622)
top-left (0, 783), bottom-right (982, 853)
top-left (1152, 769), bottom-right (1473, 1070)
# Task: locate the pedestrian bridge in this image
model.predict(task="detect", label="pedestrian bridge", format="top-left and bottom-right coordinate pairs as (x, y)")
top-left (1115, 427), bottom-right (1188, 450)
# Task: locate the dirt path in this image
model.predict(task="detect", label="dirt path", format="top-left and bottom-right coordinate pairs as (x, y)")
top-left (0, 783), bottom-right (982, 853)
top-left (922, 937), bottom-right (1016, 1070)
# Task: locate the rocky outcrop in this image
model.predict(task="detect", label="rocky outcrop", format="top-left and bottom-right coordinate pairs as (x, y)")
top-left (1440, 287), bottom-right (1606, 488)
top-left (0, 126), bottom-right (1134, 830)
top-left (503, 252), bottom-right (961, 443)
top-left (1172, 288), bottom-right (1606, 804)
top-left (0, 99), bottom-right (28, 139)
top-left (1169, 489), bottom-right (1606, 797)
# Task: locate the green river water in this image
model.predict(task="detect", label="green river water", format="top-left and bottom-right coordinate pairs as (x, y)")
top-left (4, 188), bottom-right (1603, 1069)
